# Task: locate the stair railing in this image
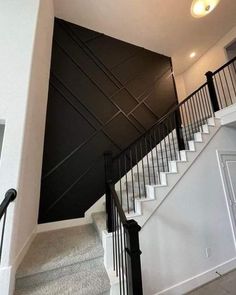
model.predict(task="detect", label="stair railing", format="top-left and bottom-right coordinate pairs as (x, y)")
top-left (0, 189), bottom-right (17, 263)
top-left (207, 56), bottom-right (236, 111)
top-left (104, 55), bottom-right (236, 294)
top-left (110, 81), bottom-right (212, 214)
top-left (105, 152), bottom-right (143, 295)
top-left (105, 55), bottom-right (236, 216)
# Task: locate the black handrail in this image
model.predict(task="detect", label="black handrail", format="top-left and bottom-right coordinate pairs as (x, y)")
top-left (0, 189), bottom-right (17, 263)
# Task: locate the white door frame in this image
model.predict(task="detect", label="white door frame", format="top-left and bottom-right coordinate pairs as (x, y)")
top-left (217, 150), bottom-right (236, 249)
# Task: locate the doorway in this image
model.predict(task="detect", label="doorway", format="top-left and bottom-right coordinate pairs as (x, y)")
top-left (226, 39), bottom-right (236, 61)
top-left (218, 151), bottom-right (236, 247)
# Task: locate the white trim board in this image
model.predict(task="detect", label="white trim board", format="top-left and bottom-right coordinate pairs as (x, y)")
top-left (215, 103), bottom-right (236, 126)
top-left (0, 226), bottom-right (36, 295)
top-left (154, 257), bottom-right (236, 295)
top-left (37, 195), bottom-right (105, 233)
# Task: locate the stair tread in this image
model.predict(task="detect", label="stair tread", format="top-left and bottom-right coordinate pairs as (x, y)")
top-left (16, 224), bottom-right (104, 278)
top-left (15, 257), bottom-right (110, 295)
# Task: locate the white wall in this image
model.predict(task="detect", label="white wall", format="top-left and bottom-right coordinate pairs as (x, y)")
top-left (174, 75), bottom-right (187, 103)
top-left (0, 0), bottom-right (54, 294)
top-left (175, 26), bottom-right (236, 101)
top-left (140, 126), bottom-right (236, 295)
top-left (0, 124), bottom-right (5, 158)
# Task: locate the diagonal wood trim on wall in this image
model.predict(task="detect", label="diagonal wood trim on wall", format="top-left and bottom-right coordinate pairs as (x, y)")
top-left (38, 18), bottom-right (178, 223)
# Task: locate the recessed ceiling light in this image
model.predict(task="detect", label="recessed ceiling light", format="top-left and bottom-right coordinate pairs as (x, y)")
top-left (190, 52), bottom-right (196, 58)
top-left (191, 0), bottom-right (221, 18)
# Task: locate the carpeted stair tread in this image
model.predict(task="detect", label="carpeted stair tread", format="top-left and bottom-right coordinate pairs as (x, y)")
top-left (92, 212), bottom-right (106, 240)
top-left (17, 224), bottom-right (104, 278)
top-left (15, 256), bottom-right (110, 295)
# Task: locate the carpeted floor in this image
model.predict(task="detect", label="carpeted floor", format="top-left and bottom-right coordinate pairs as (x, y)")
top-left (15, 222), bottom-right (110, 295)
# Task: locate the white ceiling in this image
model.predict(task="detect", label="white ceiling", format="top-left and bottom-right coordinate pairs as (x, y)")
top-left (54, 0), bottom-right (236, 74)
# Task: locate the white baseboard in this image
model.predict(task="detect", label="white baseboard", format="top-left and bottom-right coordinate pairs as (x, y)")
top-left (154, 257), bottom-right (236, 295)
top-left (37, 196), bottom-right (105, 233)
top-left (102, 231), bottom-right (120, 295)
top-left (14, 228), bottom-right (36, 271)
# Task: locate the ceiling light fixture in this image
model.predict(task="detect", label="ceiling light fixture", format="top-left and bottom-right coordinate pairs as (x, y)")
top-left (190, 52), bottom-right (196, 58)
top-left (191, 0), bottom-right (221, 18)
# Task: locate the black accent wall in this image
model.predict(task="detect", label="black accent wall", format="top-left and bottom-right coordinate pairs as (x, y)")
top-left (38, 18), bottom-right (178, 223)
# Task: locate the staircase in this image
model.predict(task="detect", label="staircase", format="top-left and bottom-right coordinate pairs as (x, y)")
top-left (116, 117), bottom-right (221, 227)
top-left (15, 223), bottom-right (110, 295)
top-left (12, 56), bottom-right (236, 295)
top-left (103, 56), bottom-right (236, 294)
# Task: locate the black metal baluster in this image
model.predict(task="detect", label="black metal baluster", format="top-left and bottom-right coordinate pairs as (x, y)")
top-left (117, 213), bottom-right (122, 294)
top-left (135, 145), bottom-right (141, 199)
top-left (119, 221), bottom-right (125, 295)
top-left (198, 90), bottom-right (206, 124)
top-left (191, 95), bottom-right (200, 132)
top-left (149, 132), bottom-right (156, 184)
top-left (119, 158), bottom-right (123, 208)
top-left (179, 106), bottom-right (187, 148)
top-left (153, 129), bottom-right (161, 183)
top-left (228, 65), bottom-right (236, 100)
top-left (112, 200), bottom-right (116, 272)
top-left (195, 93), bottom-right (203, 132)
top-left (162, 123), bottom-right (169, 171)
top-left (166, 115), bottom-right (174, 161)
top-left (158, 123), bottom-right (165, 172)
top-left (124, 231), bottom-right (129, 294)
top-left (170, 114), bottom-right (177, 161)
top-left (124, 153), bottom-right (130, 214)
top-left (188, 99), bottom-right (195, 139)
top-left (224, 67), bottom-right (233, 105)
top-left (140, 140), bottom-right (147, 198)
top-left (218, 71), bottom-right (227, 107)
top-left (144, 136), bottom-right (151, 184)
top-left (114, 206), bottom-right (118, 276)
top-left (213, 74), bottom-right (223, 109)
top-left (130, 149), bottom-right (136, 212)
top-left (196, 91), bottom-right (205, 129)
top-left (200, 87), bottom-right (209, 121)
top-left (186, 99), bottom-right (194, 140)
top-left (203, 86), bottom-right (213, 117)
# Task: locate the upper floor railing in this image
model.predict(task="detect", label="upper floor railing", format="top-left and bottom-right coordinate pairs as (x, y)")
top-left (210, 55), bottom-right (236, 110)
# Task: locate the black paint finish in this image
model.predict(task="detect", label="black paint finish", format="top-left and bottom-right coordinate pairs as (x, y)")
top-left (39, 18), bottom-right (178, 223)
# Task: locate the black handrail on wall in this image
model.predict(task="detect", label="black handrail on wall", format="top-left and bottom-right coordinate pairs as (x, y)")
top-left (0, 189), bottom-right (17, 263)
top-left (104, 56), bottom-right (236, 294)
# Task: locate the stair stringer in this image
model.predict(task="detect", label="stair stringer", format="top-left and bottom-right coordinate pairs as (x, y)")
top-left (128, 118), bottom-right (221, 227)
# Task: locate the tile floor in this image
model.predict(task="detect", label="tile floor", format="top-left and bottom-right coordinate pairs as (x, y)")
top-left (187, 269), bottom-right (236, 294)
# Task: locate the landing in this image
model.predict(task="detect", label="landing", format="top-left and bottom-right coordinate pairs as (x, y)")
top-left (15, 223), bottom-right (110, 295)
